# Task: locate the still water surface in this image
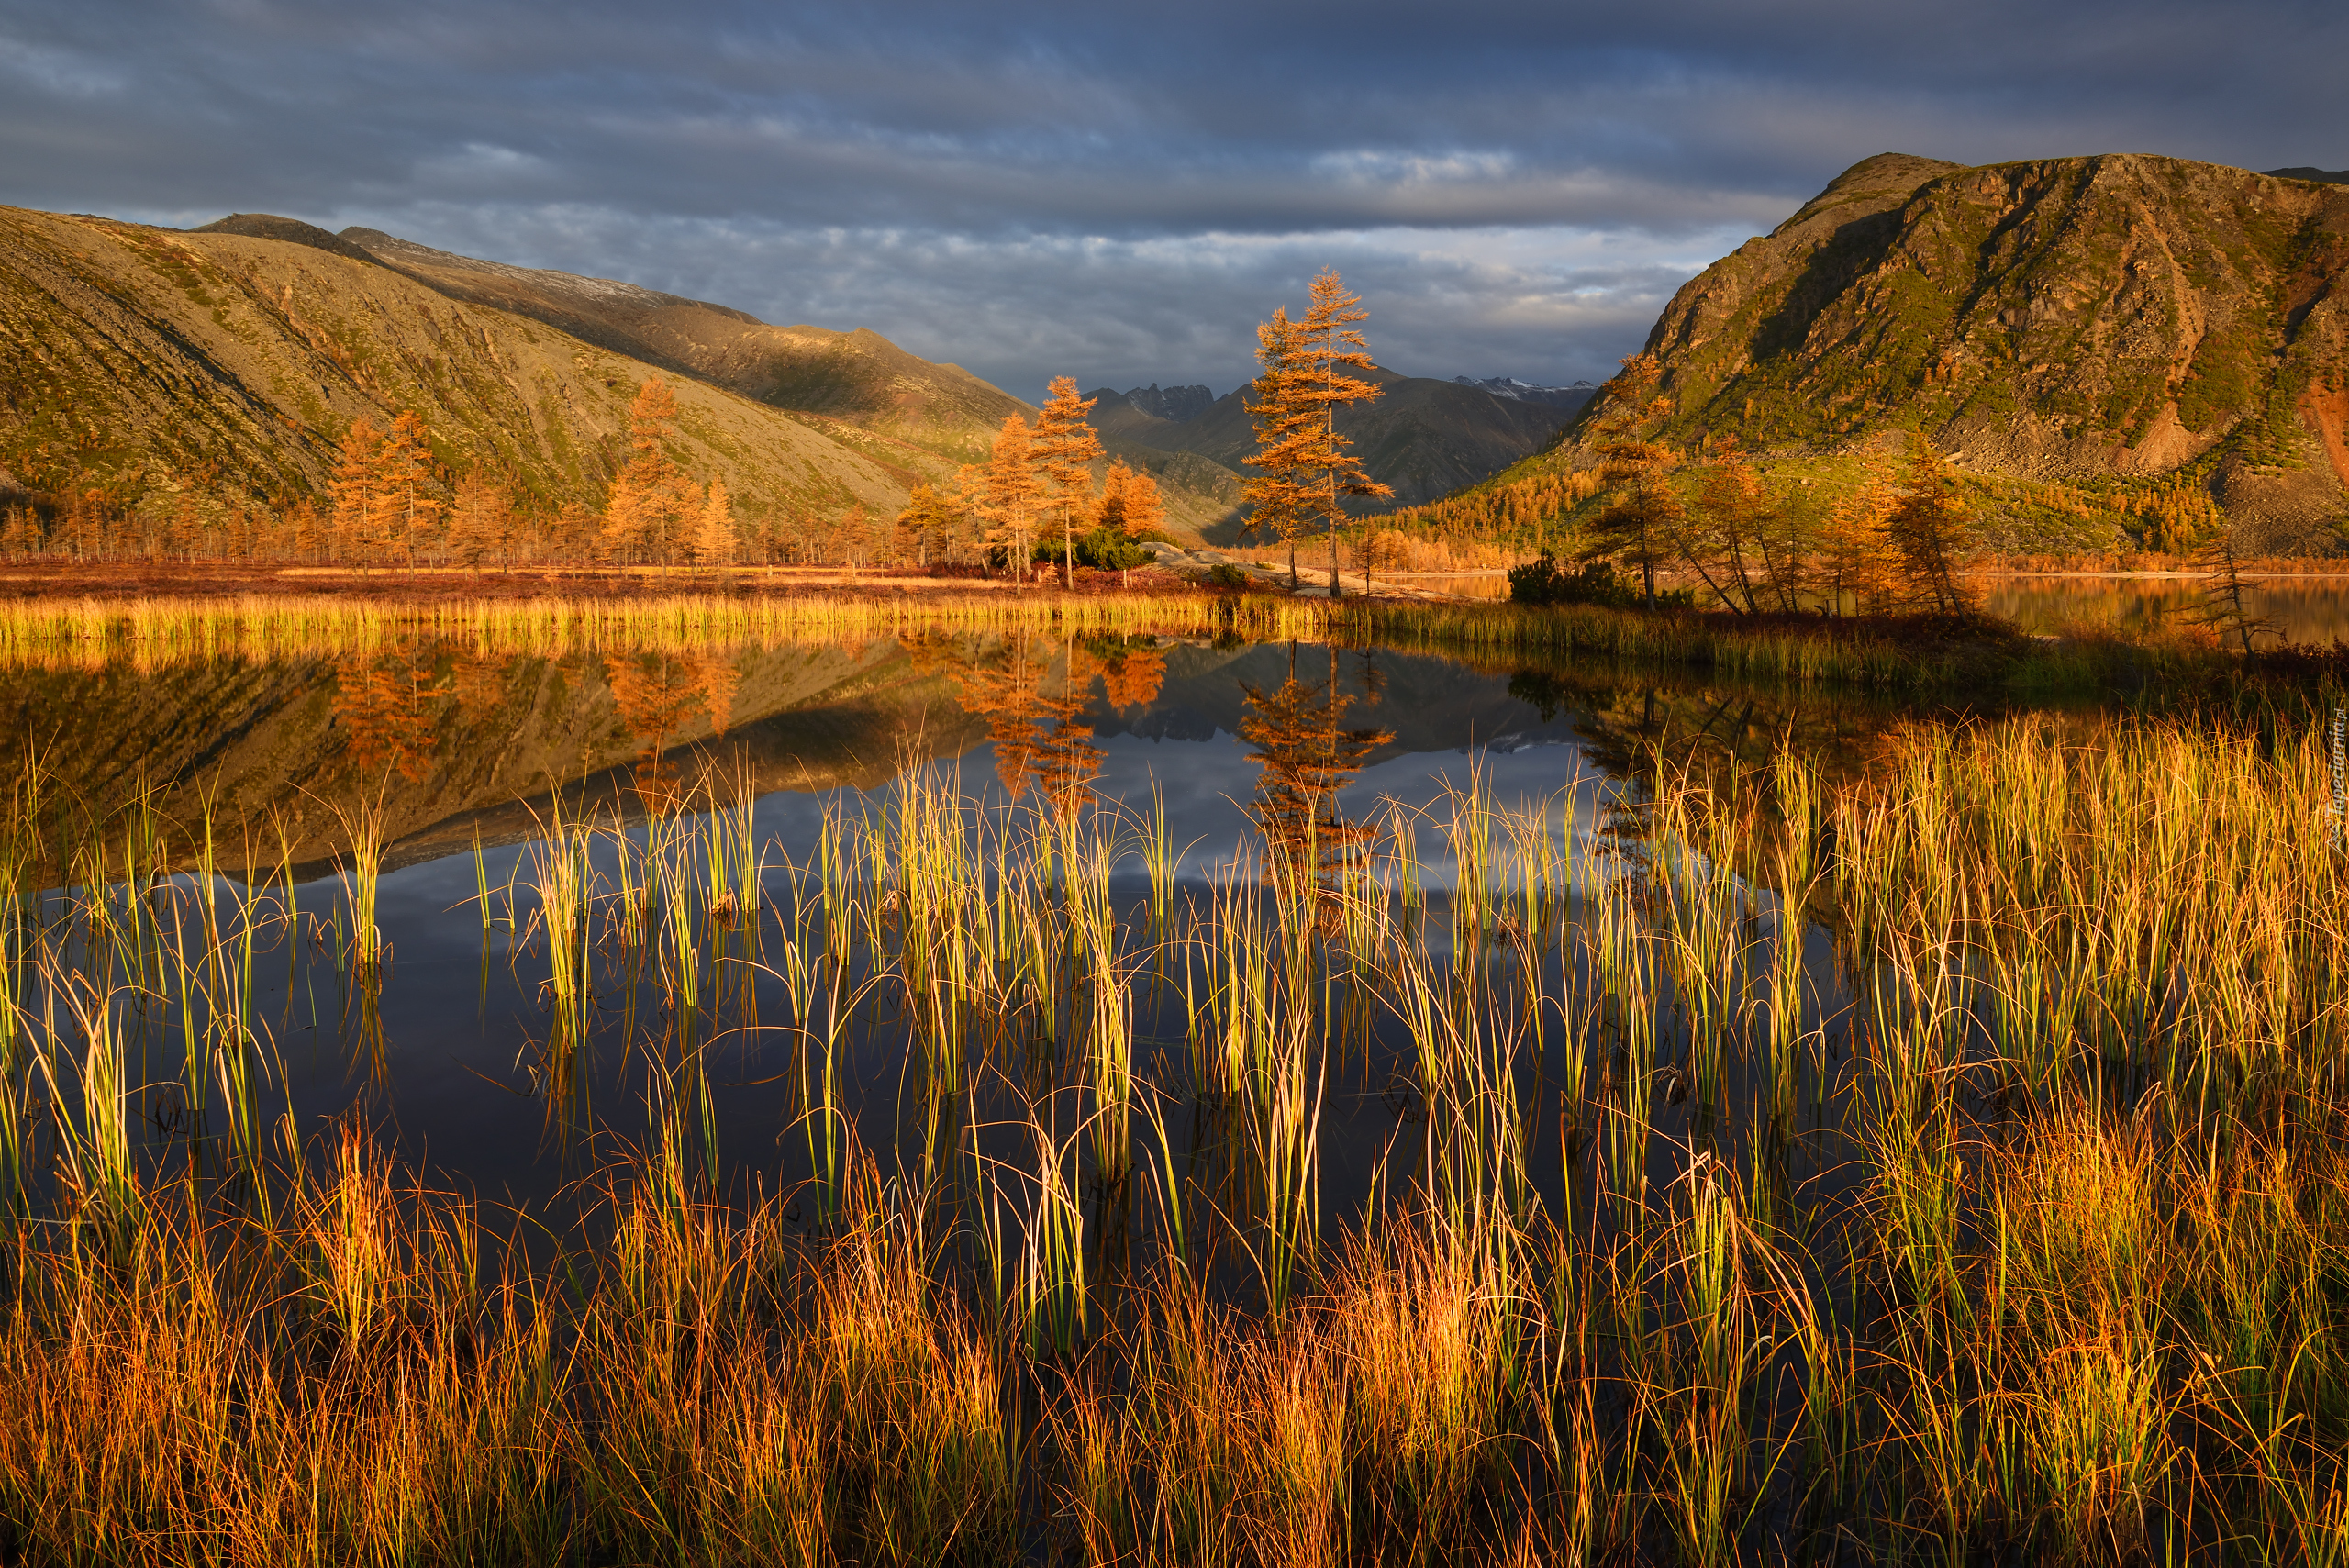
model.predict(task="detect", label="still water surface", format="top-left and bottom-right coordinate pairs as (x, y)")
top-left (0, 628), bottom-right (2061, 1238)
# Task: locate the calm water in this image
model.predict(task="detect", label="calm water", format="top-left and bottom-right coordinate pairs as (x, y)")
top-left (0, 630), bottom-right (2032, 1231)
top-left (1979, 574), bottom-right (2349, 644)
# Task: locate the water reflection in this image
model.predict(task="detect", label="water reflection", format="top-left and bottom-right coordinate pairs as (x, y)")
top-left (1240, 645), bottom-right (1393, 894)
top-left (1980, 573), bottom-right (2349, 645)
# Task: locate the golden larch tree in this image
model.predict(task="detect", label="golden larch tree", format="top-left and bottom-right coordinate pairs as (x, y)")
top-left (1579, 354), bottom-right (1683, 606)
top-left (1031, 376), bottom-right (1103, 586)
top-left (328, 417), bottom-right (386, 564)
top-left (974, 415), bottom-right (1041, 582)
top-left (692, 479), bottom-right (737, 566)
top-left (1288, 271), bottom-right (1391, 597)
top-left (1092, 459), bottom-right (1166, 539)
top-left (445, 473), bottom-right (512, 569)
top-left (600, 378), bottom-right (699, 564)
top-left (373, 411), bottom-right (442, 564)
top-left (1242, 306), bottom-right (1320, 587)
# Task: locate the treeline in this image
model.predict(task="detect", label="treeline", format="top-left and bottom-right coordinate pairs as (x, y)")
top-left (892, 378), bottom-right (1172, 579)
top-left (0, 374), bottom-right (1174, 577)
top-left (1519, 357), bottom-right (1987, 613)
top-left (1436, 353), bottom-right (2259, 613)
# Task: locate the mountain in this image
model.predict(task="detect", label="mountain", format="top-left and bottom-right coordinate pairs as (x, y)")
top-left (1118, 384), bottom-right (1216, 422)
top-left (334, 226), bottom-right (1028, 467)
top-left (0, 204), bottom-right (922, 529)
top-left (1564, 151), bottom-right (2349, 550)
top-left (4, 203), bottom-right (1266, 542)
top-left (2267, 169), bottom-right (2349, 186)
top-left (1082, 364), bottom-right (1579, 521)
top-left (1452, 376), bottom-right (1598, 413)
top-left (0, 636), bottom-right (985, 875)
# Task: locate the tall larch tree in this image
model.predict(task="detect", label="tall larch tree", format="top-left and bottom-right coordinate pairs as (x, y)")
top-left (692, 479), bottom-right (737, 566)
top-left (1031, 376), bottom-right (1104, 586)
top-left (1288, 271), bottom-right (1391, 598)
top-left (445, 473), bottom-right (512, 569)
top-left (1883, 432), bottom-right (1976, 614)
top-left (329, 417), bottom-right (386, 565)
top-left (601, 378), bottom-right (698, 564)
top-left (1579, 354), bottom-right (1682, 606)
top-left (1093, 460), bottom-right (1166, 539)
top-left (974, 415), bottom-right (1041, 581)
top-left (1242, 306), bottom-right (1320, 587)
top-left (373, 411), bottom-right (442, 564)
top-left (894, 482), bottom-right (964, 567)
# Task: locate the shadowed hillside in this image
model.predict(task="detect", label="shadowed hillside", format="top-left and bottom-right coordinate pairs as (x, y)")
top-left (1081, 366), bottom-right (1578, 535)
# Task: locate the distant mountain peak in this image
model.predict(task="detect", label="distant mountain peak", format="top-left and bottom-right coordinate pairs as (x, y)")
top-left (1452, 375), bottom-right (1598, 412)
top-left (1119, 384), bottom-right (1214, 423)
top-left (2266, 167), bottom-right (2349, 185)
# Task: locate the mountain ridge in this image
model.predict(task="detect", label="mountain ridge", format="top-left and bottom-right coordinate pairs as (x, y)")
top-left (1548, 151), bottom-right (2349, 550)
top-left (0, 204), bottom-right (925, 534)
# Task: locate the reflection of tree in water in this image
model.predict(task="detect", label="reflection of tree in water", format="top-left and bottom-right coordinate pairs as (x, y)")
top-left (1504, 662), bottom-right (1974, 797)
top-left (1097, 643), bottom-right (1167, 711)
top-left (934, 631), bottom-right (1109, 816)
top-left (1240, 647), bottom-right (1393, 894)
top-left (333, 654), bottom-right (440, 783)
top-left (605, 651), bottom-right (743, 815)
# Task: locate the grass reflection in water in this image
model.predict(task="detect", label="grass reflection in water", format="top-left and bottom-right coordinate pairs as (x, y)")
top-left (0, 667), bottom-right (2343, 1563)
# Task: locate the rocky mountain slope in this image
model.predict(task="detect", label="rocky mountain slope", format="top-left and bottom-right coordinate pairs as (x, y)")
top-left (0, 205), bottom-right (928, 529)
top-left (1575, 152), bottom-right (2349, 549)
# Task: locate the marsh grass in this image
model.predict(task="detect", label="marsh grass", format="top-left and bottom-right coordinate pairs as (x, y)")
top-left (0, 695), bottom-right (2347, 1562)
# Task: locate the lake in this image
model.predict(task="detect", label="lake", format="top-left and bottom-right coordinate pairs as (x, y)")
top-left (2, 599), bottom-right (2338, 1565)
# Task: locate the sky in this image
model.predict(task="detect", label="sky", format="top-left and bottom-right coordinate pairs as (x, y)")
top-left (3, 1), bottom-right (2343, 403)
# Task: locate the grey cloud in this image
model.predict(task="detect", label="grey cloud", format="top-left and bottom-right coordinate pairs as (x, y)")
top-left (3, 0), bottom-right (2343, 399)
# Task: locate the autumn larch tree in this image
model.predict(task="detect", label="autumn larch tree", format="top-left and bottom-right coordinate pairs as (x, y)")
top-left (692, 479), bottom-right (737, 566)
top-left (445, 472), bottom-right (512, 570)
top-left (1882, 432), bottom-right (1976, 614)
top-left (373, 411), bottom-right (443, 565)
top-left (1578, 354), bottom-right (1682, 606)
top-left (329, 417), bottom-right (386, 565)
top-left (1687, 440), bottom-right (1773, 614)
top-left (974, 415), bottom-right (1042, 583)
top-left (1031, 376), bottom-right (1104, 587)
top-left (1808, 477), bottom-right (1893, 616)
top-left (1091, 459), bottom-right (1167, 539)
top-left (1242, 306), bottom-right (1320, 587)
top-left (1288, 271), bottom-right (1392, 598)
top-left (600, 379), bottom-right (699, 565)
top-left (894, 482), bottom-right (966, 567)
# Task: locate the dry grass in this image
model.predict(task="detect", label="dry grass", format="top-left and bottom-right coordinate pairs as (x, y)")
top-left (0, 680), bottom-right (2347, 1561)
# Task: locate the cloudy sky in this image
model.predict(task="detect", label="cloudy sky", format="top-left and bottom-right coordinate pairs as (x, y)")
top-left (3, 1), bottom-right (2341, 401)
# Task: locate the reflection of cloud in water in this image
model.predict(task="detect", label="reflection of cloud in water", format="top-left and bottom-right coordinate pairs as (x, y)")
top-left (369, 649), bottom-right (1631, 916)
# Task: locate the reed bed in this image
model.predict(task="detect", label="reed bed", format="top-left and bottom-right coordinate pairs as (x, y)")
top-left (0, 589), bottom-right (2228, 692)
top-left (0, 708), bottom-right (2344, 1563)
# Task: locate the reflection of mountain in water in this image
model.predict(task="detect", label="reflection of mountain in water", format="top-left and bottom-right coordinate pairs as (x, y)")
top-left (0, 640), bottom-right (985, 873)
top-left (0, 625), bottom-right (2032, 879)
top-left (1090, 641), bottom-right (1582, 762)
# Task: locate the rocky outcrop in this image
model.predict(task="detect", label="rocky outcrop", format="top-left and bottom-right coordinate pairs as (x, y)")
top-left (1593, 153), bottom-right (2349, 548)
